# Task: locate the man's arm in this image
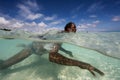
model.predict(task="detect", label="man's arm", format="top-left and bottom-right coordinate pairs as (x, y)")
top-left (49, 45), bottom-right (104, 76)
top-left (59, 46), bottom-right (73, 57)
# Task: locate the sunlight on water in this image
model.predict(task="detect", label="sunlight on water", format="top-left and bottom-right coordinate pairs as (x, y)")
top-left (0, 30), bottom-right (120, 80)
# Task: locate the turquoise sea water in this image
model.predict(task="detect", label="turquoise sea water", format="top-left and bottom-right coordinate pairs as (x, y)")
top-left (0, 31), bottom-right (120, 80)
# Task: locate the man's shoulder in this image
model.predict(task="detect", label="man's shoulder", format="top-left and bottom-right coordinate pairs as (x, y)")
top-left (58, 30), bottom-right (66, 33)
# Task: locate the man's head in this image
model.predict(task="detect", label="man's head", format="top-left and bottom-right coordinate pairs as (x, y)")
top-left (64, 22), bottom-right (76, 33)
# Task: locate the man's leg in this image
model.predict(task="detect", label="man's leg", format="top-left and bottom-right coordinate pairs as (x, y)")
top-left (0, 48), bottom-right (32, 70)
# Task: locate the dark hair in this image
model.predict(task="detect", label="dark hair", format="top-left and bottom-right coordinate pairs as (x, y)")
top-left (64, 22), bottom-right (76, 31)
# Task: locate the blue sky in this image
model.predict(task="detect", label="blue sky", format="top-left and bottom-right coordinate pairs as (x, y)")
top-left (0, 0), bottom-right (120, 32)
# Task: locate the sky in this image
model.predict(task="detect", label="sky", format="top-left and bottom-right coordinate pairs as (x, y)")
top-left (0, 0), bottom-right (120, 32)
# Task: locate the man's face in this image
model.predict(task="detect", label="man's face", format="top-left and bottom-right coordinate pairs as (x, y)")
top-left (67, 24), bottom-right (76, 33)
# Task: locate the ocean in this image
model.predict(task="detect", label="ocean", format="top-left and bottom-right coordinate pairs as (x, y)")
top-left (0, 31), bottom-right (120, 80)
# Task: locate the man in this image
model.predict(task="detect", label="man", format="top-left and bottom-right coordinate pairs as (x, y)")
top-left (0, 22), bottom-right (104, 76)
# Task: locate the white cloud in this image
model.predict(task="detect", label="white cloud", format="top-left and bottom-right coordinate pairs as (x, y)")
top-left (0, 17), bottom-right (24, 29)
top-left (93, 20), bottom-right (100, 24)
top-left (87, 3), bottom-right (97, 12)
top-left (87, 2), bottom-right (104, 13)
top-left (71, 5), bottom-right (84, 14)
top-left (18, 4), bottom-right (31, 14)
top-left (50, 19), bottom-right (65, 25)
top-left (0, 16), bottom-right (48, 30)
top-left (0, 14), bottom-right (64, 32)
top-left (27, 13), bottom-right (43, 20)
top-left (12, 22), bottom-right (24, 28)
top-left (92, 20), bottom-right (100, 27)
top-left (27, 22), bottom-right (37, 27)
top-left (21, 21), bottom-right (47, 28)
top-left (71, 15), bottom-right (77, 19)
top-left (17, 0), bottom-right (43, 20)
top-left (25, 0), bottom-right (39, 10)
top-left (78, 20), bottom-right (100, 29)
top-left (44, 15), bottom-right (57, 21)
top-left (38, 22), bottom-right (47, 27)
top-left (77, 24), bottom-right (88, 29)
top-left (80, 19), bottom-right (85, 22)
top-left (0, 17), bottom-right (10, 24)
top-left (89, 15), bottom-right (97, 18)
top-left (50, 21), bottom-right (60, 25)
top-left (112, 16), bottom-right (120, 21)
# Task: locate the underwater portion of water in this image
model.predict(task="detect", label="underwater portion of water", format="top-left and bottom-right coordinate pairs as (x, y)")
top-left (0, 31), bottom-right (120, 80)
